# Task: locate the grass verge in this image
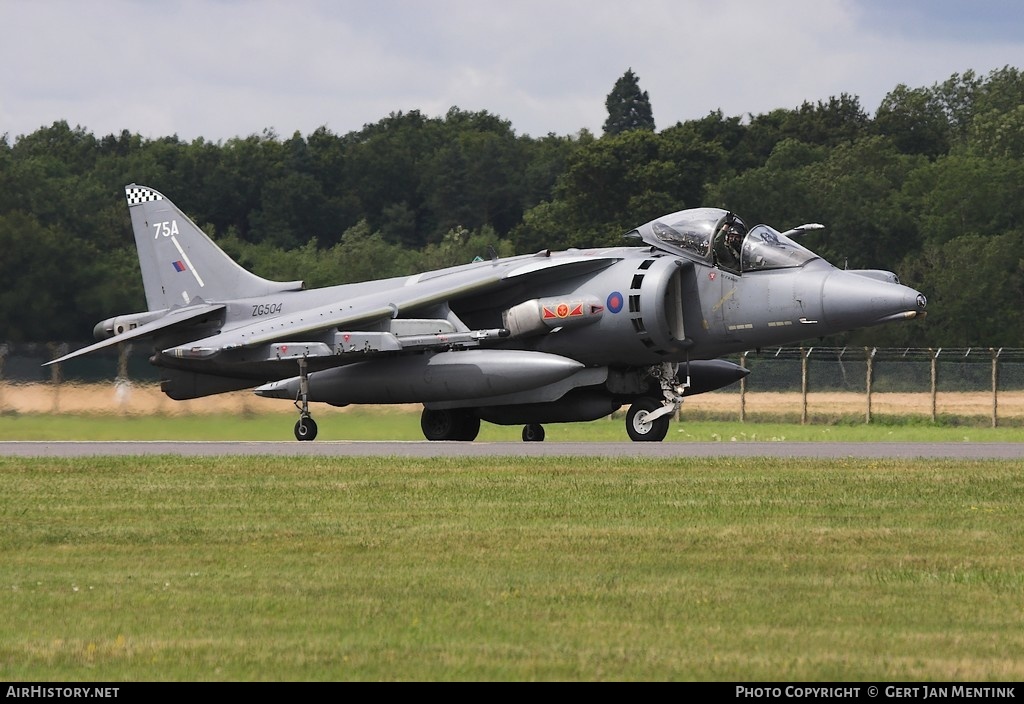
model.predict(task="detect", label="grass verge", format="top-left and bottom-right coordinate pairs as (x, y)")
top-left (1, 455), bottom-right (1022, 681)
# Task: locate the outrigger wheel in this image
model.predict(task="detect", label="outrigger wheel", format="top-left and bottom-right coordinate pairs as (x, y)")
top-left (292, 356), bottom-right (317, 441)
top-left (294, 417), bottom-right (318, 441)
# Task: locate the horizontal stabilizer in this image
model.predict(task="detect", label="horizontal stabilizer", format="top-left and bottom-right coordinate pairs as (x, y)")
top-left (44, 304), bottom-right (226, 366)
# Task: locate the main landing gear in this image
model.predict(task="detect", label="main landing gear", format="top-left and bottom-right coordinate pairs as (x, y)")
top-left (421, 408), bottom-right (481, 441)
top-left (293, 357), bottom-right (318, 441)
top-left (522, 423), bottom-right (545, 442)
top-left (418, 362), bottom-right (687, 443)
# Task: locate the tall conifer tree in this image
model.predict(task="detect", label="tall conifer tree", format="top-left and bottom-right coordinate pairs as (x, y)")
top-left (603, 68), bottom-right (655, 135)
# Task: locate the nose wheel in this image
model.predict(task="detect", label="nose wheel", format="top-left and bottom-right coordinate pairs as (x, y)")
top-left (625, 397), bottom-right (670, 442)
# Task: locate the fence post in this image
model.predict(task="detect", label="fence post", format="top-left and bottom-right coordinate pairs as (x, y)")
top-left (48, 342), bottom-right (68, 414)
top-left (0, 344), bottom-right (7, 412)
top-left (739, 351), bottom-right (748, 423)
top-left (865, 347), bottom-right (875, 424)
top-left (991, 348), bottom-right (1001, 428)
top-left (116, 343), bottom-right (132, 413)
top-left (801, 347), bottom-right (810, 425)
top-left (930, 348), bottom-right (940, 423)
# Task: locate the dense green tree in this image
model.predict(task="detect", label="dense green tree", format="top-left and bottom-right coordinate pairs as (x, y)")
top-left (803, 136), bottom-right (924, 268)
top-left (969, 104), bottom-right (1024, 159)
top-left (903, 153), bottom-right (1024, 245)
top-left (705, 138), bottom-right (827, 230)
top-left (249, 172), bottom-right (329, 250)
top-left (873, 84), bottom-right (951, 157)
top-left (898, 232), bottom-right (1024, 347)
top-left (418, 225), bottom-right (513, 271)
top-left (932, 70), bottom-right (982, 142)
top-left (520, 133), bottom-right (583, 208)
top-left (420, 110), bottom-right (526, 241)
top-left (0, 212), bottom-right (68, 341)
top-left (779, 94), bottom-right (869, 147)
top-left (511, 198), bottom-right (573, 254)
top-left (342, 110), bottom-right (444, 247)
top-left (0, 212), bottom-right (140, 341)
top-left (729, 109), bottom-right (790, 171)
top-left (3, 66), bottom-right (1024, 347)
top-left (971, 66), bottom-right (1024, 125)
top-left (603, 69), bottom-right (655, 136)
top-left (514, 127), bottom-right (722, 250)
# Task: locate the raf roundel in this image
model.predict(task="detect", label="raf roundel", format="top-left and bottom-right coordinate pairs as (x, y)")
top-left (607, 291), bottom-right (624, 314)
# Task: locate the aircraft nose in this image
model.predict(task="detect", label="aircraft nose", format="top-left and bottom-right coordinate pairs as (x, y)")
top-left (821, 270), bottom-right (927, 329)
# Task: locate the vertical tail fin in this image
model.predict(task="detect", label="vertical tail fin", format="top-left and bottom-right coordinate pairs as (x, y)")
top-left (125, 184), bottom-right (304, 311)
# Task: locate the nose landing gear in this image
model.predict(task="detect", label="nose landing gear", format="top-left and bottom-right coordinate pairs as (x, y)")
top-left (624, 362), bottom-right (687, 442)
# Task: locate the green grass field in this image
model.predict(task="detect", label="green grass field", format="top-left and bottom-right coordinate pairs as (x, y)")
top-left (2, 453), bottom-right (1023, 681)
top-left (3, 409), bottom-right (1024, 442)
top-left (2, 410), bottom-right (1021, 680)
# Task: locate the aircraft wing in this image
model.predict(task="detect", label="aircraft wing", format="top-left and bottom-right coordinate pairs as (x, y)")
top-left (162, 254), bottom-right (619, 360)
top-left (45, 303), bottom-right (226, 366)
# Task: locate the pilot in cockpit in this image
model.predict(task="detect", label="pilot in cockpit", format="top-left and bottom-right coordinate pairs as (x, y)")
top-left (714, 216), bottom-right (745, 272)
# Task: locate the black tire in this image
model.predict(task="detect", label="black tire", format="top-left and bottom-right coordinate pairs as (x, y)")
top-left (625, 398), bottom-right (669, 442)
top-left (294, 417), bottom-right (318, 441)
top-left (522, 423), bottom-right (545, 442)
top-left (421, 408), bottom-right (479, 441)
top-left (457, 413), bottom-right (481, 441)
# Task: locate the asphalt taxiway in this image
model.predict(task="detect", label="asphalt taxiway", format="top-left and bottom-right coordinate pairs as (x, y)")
top-left (1, 441), bottom-right (1022, 459)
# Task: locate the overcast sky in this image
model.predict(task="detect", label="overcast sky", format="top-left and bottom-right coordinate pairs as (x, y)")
top-left (2, 0), bottom-right (1023, 143)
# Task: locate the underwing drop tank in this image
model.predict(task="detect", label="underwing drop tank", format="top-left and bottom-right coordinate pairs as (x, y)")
top-left (254, 349), bottom-right (584, 405)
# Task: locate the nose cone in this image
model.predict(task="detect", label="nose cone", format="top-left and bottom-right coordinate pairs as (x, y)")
top-left (821, 270), bottom-right (927, 330)
top-left (683, 359), bottom-right (751, 396)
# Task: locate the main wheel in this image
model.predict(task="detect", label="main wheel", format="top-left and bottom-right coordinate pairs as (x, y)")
top-left (625, 398), bottom-right (670, 442)
top-left (456, 413), bottom-right (481, 441)
top-left (421, 408), bottom-right (480, 441)
top-left (522, 423), bottom-right (545, 442)
top-left (294, 417), bottom-right (318, 441)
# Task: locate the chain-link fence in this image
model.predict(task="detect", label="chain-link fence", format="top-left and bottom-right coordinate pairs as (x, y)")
top-left (728, 346), bottom-right (1024, 426)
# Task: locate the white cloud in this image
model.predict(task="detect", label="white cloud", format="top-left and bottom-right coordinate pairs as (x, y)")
top-left (2, 0), bottom-right (1022, 142)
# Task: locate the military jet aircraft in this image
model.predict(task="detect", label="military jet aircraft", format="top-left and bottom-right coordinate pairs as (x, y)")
top-left (48, 185), bottom-right (927, 442)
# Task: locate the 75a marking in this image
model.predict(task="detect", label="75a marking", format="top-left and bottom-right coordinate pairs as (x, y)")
top-left (153, 220), bottom-right (180, 239)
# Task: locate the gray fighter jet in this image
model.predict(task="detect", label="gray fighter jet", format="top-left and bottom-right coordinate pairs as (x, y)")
top-left (48, 185), bottom-right (927, 442)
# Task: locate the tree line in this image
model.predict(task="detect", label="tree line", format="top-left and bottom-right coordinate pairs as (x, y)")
top-left (2, 67), bottom-right (1023, 348)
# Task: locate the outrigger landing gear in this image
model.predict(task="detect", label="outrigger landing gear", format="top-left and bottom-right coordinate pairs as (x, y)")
top-left (625, 362), bottom-right (687, 442)
top-left (293, 357), bottom-right (318, 441)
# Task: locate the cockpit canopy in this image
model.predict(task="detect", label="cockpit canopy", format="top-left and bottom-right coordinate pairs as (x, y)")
top-left (627, 207), bottom-right (821, 273)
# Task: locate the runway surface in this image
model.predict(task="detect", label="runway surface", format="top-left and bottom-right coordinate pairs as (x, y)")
top-left (1, 440), bottom-right (1022, 459)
